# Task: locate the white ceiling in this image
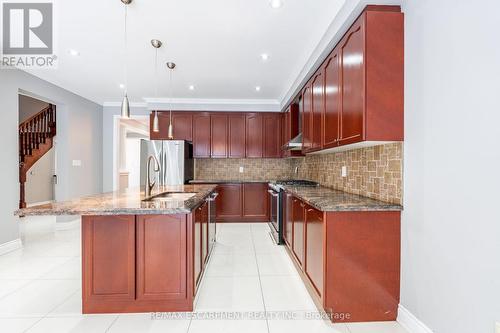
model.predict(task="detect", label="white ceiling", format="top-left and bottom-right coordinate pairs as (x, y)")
top-left (26, 0), bottom-right (346, 107)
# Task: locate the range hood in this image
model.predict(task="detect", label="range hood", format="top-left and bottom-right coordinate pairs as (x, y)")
top-left (282, 133), bottom-right (303, 151)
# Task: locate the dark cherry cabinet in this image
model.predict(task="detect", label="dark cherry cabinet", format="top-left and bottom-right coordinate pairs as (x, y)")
top-left (228, 115), bottom-right (246, 158)
top-left (263, 114), bottom-right (281, 158)
top-left (136, 215), bottom-right (187, 301)
top-left (242, 183), bottom-right (269, 220)
top-left (245, 114), bottom-right (263, 158)
top-left (292, 198), bottom-right (305, 266)
top-left (194, 208), bottom-right (202, 285)
top-left (149, 112), bottom-right (192, 141)
top-left (210, 114), bottom-right (228, 158)
top-left (192, 113), bottom-right (211, 158)
top-left (301, 84), bottom-right (312, 153)
top-left (293, 6), bottom-right (403, 153)
top-left (311, 72), bottom-right (324, 151)
top-left (284, 192), bottom-right (293, 247)
top-left (323, 50), bottom-right (341, 148)
top-left (339, 19), bottom-right (364, 145)
top-left (215, 184), bottom-right (243, 221)
top-left (83, 215), bottom-right (136, 306)
top-left (282, 190), bottom-right (401, 323)
top-left (305, 206), bottom-right (324, 297)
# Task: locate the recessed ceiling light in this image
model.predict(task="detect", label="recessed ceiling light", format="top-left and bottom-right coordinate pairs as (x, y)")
top-left (255, 86), bottom-right (261, 92)
top-left (261, 53), bottom-right (269, 61)
top-left (119, 84), bottom-right (125, 89)
top-left (189, 85), bottom-right (195, 91)
top-left (68, 49), bottom-right (80, 56)
top-left (269, 0), bottom-right (283, 9)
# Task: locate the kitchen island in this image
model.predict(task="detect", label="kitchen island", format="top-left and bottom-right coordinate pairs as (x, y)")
top-left (15, 184), bottom-right (217, 314)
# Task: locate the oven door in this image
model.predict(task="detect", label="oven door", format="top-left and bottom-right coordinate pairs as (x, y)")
top-left (267, 187), bottom-right (280, 243)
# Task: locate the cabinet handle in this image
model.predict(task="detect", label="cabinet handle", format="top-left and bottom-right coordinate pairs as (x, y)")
top-left (307, 208), bottom-right (314, 212)
top-left (300, 203), bottom-right (305, 208)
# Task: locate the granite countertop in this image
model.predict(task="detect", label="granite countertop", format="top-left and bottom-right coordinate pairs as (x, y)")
top-left (15, 184), bottom-right (217, 216)
top-left (189, 179), bottom-right (272, 184)
top-left (283, 185), bottom-right (403, 212)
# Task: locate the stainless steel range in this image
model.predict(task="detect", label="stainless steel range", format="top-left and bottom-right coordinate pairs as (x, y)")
top-left (268, 180), bottom-right (318, 244)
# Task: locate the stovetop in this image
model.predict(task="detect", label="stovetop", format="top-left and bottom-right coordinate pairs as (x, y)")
top-left (271, 179), bottom-right (319, 187)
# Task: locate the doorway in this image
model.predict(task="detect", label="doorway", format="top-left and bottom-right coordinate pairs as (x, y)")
top-left (18, 94), bottom-right (57, 208)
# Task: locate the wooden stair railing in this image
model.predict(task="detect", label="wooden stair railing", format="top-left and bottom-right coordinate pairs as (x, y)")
top-left (19, 104), bottom-right (57, 209)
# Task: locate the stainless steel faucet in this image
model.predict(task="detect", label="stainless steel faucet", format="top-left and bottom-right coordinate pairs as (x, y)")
top-left (145, 155), bottom-right (160, 197)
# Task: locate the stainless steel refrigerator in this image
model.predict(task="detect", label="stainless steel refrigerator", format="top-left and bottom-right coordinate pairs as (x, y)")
top-left (140, 140), bottom-right (194, 187)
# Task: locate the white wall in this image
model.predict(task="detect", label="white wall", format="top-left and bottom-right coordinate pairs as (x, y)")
top-left (25, 148), bottom-right (55, 204)
top-left (102, 105), bottom-right (150, 192)
top-left (401, 1), bottom-right (500, 332)
top-left (126, 138), bottom-right (142, 188)
top-left (0, 69), bottom-right (103, 245)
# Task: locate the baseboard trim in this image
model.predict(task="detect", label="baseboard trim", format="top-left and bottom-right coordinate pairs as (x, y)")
top-left (55, 218), bottom-right (80, 231)
top-left (0, 238), bottom-right (23, 256)
top-left (397, 305), bottom-right (434, 333)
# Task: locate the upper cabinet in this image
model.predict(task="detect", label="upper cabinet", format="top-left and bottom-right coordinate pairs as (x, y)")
top-left (210, 114), bottom-right (228, 158)
top-left (311, 72), bottom-right (324, 151)
top-left (323, 49), bottom-right (341, 149)
top-left (150, 112), bottom-right (192, 141)
top-left (263, 114), bottom-right (281, 158)
top-left (295, 6), bottom-right (404, 153)
top-left (245, 113), bottom-right (264, 158)
top-left (192, 113), bottom-right (211, 158)
top-left (228, 115), bottom-right (246, 158)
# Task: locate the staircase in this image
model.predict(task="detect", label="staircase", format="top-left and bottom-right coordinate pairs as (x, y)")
top-left (19, 105), bottom-right (57, 208)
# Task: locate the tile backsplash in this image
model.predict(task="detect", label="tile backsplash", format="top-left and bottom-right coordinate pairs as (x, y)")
top-left (195, 158), bottom-right (292, 181)
top-left (195, 142), bottom-right (403, 204)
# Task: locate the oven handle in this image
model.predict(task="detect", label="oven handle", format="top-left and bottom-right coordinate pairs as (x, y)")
top-left (267, 190), bottom-right (279, 197)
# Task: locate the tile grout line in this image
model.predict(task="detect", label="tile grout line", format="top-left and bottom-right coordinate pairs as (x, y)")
top-left (104, 314), bottom-right (120, 333)
top-left (249, 223), bottom-right (271, 333)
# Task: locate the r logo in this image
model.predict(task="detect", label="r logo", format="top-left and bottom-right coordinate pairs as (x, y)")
top-left (2, 3), bottom-right (53, 54)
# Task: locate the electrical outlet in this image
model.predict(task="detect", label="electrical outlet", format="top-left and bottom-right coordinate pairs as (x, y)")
top-left (239, 166), bottom-right (244, 173)
top-left (495, 322), bottom-right (500, 333)
top-left (341, 166), bottom-right (347, 177)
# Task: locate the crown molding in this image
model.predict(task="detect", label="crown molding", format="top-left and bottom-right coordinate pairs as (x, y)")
top-left (143, 98), bottom-right (281, 112)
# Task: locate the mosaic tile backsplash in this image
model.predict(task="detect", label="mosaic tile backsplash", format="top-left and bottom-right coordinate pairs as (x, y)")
top-left (195, 142), bottom-right (403, 204)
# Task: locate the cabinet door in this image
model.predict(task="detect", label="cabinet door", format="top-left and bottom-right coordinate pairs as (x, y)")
top-left (210, 114), bottom-right (228, 158)
top-left (305, 206), bottom-right (324, 297)
top-left (311, 72), bottom-right (324, 151)
top-left (228, 115), bottom-right (246, 158)
top-left (193, 114), bottom-right (211, 158)
top-left (323, 50), bottom-right (341, 148)
top-left (194, 207), bottom-right (202, 285)
top-left (242, 183), bottom-right (269, 220)
top-left (82, 216), bottom-right (135, 304)
top-left (245, 114), bottom-right (263, 158)
top-left (263, 114), bottom-right (281, 158)
top-left (292, 198), bottom-right (305, 266)
top-left (172, 113), bottom-right (193, 141)
top-left (284, 192), bottom-right (293, 248)
top-left (340, 18), bottom-right (365, 145)
top-left (302, 85), bottom-right (312, 152)
top-left (215, 184), bottom-right (242, 221)
top-left (136, 215), bottom-right (187, 301)
top-left (201, 202), bottom-right (209, 266)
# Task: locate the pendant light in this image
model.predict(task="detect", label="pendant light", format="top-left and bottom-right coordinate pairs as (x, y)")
top-left (120, 0), bottom-right (132, 119)
top-left (151, 39), bottom-right (162, 133)
top-left (166, 62), bottom-right (176, 140)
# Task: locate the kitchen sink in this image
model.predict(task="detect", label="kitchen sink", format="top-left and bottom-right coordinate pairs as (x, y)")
top-left (143, 192), bottom-right (197, 202)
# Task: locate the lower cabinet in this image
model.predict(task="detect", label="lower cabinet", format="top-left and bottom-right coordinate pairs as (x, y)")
top-left (82, 214), bottom-right (194, 313)
top-left (136, 215), bottom-right (187, 301)
top-left (304, 206), bottom-right (324, 297)
top-left (292, 198), bottom-right (305, 266)
top-left (283, 193), bottom-right (401, 323)
top-left (212, 183), bottom-right (269, 222)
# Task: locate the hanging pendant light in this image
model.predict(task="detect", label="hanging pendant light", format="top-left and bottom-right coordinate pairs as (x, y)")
top-left (166, 62), bottom-right (176, 140)
top-left (120, 0), bottom-right (132, 119)
top-left (151, 39), bottom-right (162, 133)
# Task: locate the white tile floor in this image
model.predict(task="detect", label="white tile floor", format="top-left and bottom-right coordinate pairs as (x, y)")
top-left (0, 217), bottom-right (410, 333)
